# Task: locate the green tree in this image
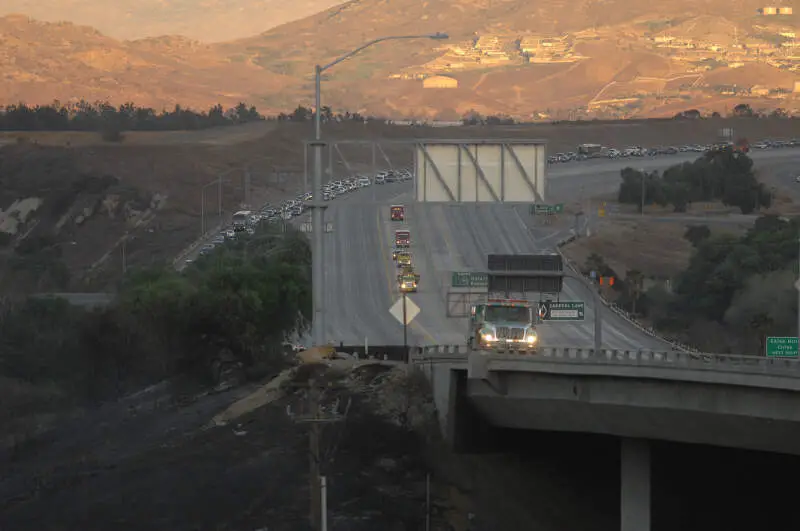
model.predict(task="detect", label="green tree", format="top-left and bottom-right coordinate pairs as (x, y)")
top-left (665, 215), bottom-right (798, 351)
top-left (0, 101), bottom-right (264, 132)
top-left (732, 103), bottom-right (753, 117)
top-left (618, 151), bottom-right (768, 214)
top-left (724, 270), bottom-right (796, 355)
top-left (683, 225), bottom-right (711, 247)
top-left (292, 105), bottom-right (312, 121)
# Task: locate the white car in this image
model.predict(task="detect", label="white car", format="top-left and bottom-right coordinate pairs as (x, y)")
top-left (357, 177), bottom-right (371, 187)
top-left (795, 176), bottom-right (800, 183)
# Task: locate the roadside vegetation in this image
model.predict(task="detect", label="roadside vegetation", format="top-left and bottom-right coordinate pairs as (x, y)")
top-left (3, 102), bottom-right (793, 138)
top-left (617, 150), bottom-right (772, 214)
top-left (0, 101), bottom-right (264, 133)
top-left (582, 214), bottom-right (798, 355)
top-left (0, 227), bottom-right (311, 445)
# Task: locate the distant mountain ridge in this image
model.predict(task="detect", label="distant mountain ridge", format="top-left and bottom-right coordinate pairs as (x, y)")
top-left (0, 0), bottom-right (344, 42)
top-left (0, 0), bottom-right (797, 119)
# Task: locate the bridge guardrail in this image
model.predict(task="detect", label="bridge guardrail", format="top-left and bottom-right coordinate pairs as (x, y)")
top-left (554, 231), bottom-right (706, 356)
top-left (410, 345), bottom-right (800, 375)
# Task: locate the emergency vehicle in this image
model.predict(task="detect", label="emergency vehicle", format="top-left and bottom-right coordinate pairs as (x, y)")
top-left (395, 230), bottom-right (410, 248)
top-left (390, 205), bottom-right (405, 221)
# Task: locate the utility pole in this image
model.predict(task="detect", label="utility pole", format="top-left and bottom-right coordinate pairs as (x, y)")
top-left (287, 378), bottom-right (351, 531)
top-left (425, 472), bottom-right (432, 531)
top-left (403, 292), bottom-right (409, 363)
top-left (244, 167), bottom-right (251, 209)
top-left (218, 176), bottom-right (223, 224)
top-left (640, 170), bottom-right (646, 216)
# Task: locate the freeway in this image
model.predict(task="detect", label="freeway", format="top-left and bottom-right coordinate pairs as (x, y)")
top-left (318, 181), bottom-right (672, 350)
top-left (547, 147), bottom-right (800, 200)
top-left (318, 146), bottom-right (800, 351)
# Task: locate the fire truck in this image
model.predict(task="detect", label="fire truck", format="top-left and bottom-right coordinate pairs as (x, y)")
top-left (396, 251), bottom-right (413, 268)
top-left (467, 298), bottom-right (539, 353)
top-left (734, 137), bottom-right (750, 153)
top-left (390, 205), bottom-right (405, 221)
top-left (397, 265), bottom-right (420, 292)
top-left (395, 230), bottom-right (410, 248)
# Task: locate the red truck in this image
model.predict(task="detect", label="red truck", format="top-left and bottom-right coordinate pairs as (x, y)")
top-left (734, 137), bottom-right (750, 153)
top-left (390, 205), bottom-right (405, 221)
top-left (395, 230), bottom-right (410, 248)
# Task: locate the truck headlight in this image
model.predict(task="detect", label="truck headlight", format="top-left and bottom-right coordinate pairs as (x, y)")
top-left (527, 335), bottom-right (537, 343)
top-left (481, 333), bottom-right (494, 341)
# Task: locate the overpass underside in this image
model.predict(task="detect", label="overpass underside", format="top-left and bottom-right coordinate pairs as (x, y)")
top-left (421, 356), bottom-right (800, 531)
top-left (467, 373), bottom-right (800, 456)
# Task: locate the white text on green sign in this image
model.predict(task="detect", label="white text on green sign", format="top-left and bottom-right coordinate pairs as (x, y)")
top-left (766, 336), bottom-right (799, 358)
top-left (545, 301), bottom-right (585, 321)
top-left (451, 272), bottom-right (488, 288)
top-left (529, 203), bottom-right (564, 215)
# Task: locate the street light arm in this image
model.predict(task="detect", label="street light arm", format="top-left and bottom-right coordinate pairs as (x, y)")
top-left (319, 33), bottom-right (447, 71)
top-left (310, 30), bottom-right (447, 346)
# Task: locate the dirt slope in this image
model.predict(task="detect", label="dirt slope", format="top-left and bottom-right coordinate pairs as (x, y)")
top-left (0, 0), bottom-right (342, 42)
top-left (2, 0), bottom-right (797, 117)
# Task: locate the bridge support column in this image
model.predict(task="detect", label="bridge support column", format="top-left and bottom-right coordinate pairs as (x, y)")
top-left (621, 438), bottom-right (650, 531)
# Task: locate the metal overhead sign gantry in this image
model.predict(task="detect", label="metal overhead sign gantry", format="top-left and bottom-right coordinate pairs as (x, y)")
top-left (413, 139), bottom-right (547, 203)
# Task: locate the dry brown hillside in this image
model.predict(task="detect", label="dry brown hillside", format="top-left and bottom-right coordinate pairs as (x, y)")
top-left (1, 0), bottom-right (798, 118)
top-left (0, 15), bottom-right (289, 110)
top-left (0, 0), bottom-right (342, 41)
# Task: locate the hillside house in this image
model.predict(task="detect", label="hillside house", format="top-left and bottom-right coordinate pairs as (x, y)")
top-left (658, 38), bottom-right (695, 49)
top-left (744, 39), bottom-right (774, 51)
top-left (476, 35), bottom-right (501, 52)
top-left (448, 41), bottom-right (482, 60)
top-left (750, 85), bottom-right (771, 96)
top-left (481, 54), bottom-right (511, 64)
top-left (422, 75), bottom-right (458, 89)
top-left (519, 36), bottom-right (540, 54)
top-left (540, 36), bottom-right (570, 52)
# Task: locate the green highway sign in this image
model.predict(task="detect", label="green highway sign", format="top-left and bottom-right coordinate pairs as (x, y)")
top-left (766, 336), bottom-right (798, 358)
top-left (451, 272), bottom-right (488, 288)
top-left (539, 301), bottom-right (585, 321)
top-left (529, 203), bottom-right (564, 215)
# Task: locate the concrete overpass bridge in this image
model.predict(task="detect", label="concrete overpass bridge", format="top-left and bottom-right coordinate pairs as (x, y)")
top-left (413, 345), bottom-right (800, 531)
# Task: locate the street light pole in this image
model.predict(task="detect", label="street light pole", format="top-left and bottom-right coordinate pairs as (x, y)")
top-left (201, 177), bottom-right (224, 236)
top-left (640, 169), bottom-right (646, 216)
top-left (218, 176), bottom-right (223, 220)
top-left (310, 32), bottom-right (448, 347)
top-left (403, 291), bottom-right (409, 363)
top-left (315, 65), bottom-right (323, 142)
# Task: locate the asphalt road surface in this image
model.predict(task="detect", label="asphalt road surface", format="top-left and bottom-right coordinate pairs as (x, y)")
top-left (547, 148), bottom-right (800, 203)
top-left (316, 148), bottom-right (800, 351)
top-left (316, 181), bottom-right (671, 351)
